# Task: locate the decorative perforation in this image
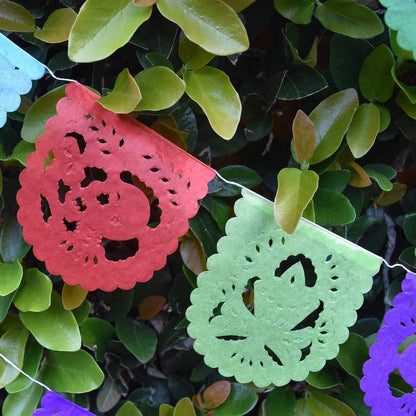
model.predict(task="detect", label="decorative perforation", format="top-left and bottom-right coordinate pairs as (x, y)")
top-left (186, 190), bottom-right (382, 387)
top-left (33, 391), bottom-right (94, 415)
top-left (0, 34), bottom-right (45, 127)
top-left (361, 273), bottom-right (416, 416)
top-left (17, 83), bottom-right (215, 291)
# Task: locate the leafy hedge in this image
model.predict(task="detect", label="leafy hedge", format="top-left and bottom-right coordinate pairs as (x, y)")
top-left (0, 0), bottom-right (416, 415)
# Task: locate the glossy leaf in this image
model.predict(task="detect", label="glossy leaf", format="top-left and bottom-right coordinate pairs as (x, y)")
top-left (21, 86), bottom-right (66, 143)
top-left (43, 349), bottom-right (104, 393)
top-left (309, 89), bottom-right (358, 164)
top-left (62, 283), bottom-right (88, 310)
top-left (68, 0), bottom-right (152, 62)
top-left (97, 378), bottom-right (121, 412)
top-left (80, 317), bottom-right (115, 361)
top-left (397, 90), bottom-right (416, 119)
top-left (0, 1), bottom-right (35, 32)
top-left (319, 170), bottom-right (350, 193)
top-left (202, 381), bottom-right (231, 409)
top-left (265, 387), bottom-right (296, 415)
top-left (376, 183), bottom-right (407, 206)
top-left (306, 364), bottom-right (340, 390)
top-left (392, 60), bottom-right (416, 104)
top-left (98, 69), bottom-right (141, 114)
top-left (2, 381), bottom-right (43, 416)
top-left (173, 397), bottom-right (196, 416)
top-left (135, 66), bottom-right (185, 111)
top-left (0, 261), bottom-right (23, 296)
top-left (364, 164), bottom-right (396, 191)
top-left (13, 268), bottom-right (52, 312)
top-left (315, 0), bottom-right (383, 39)
top-left (134, 0), bottom-right (157, 5)
top-left (180, 233), bottom-right (207, 276)
top-left (314, 188), bottom-right (356, 227)
top-left (336, 333), bottom-right (369, 379)
top-left (293, 110), bottom-right (316, 164)
top-left (157, 0), bottom-right (249, 56)
top-left (178, 36), bottom-right (214, 70)
top-left (359, 44), bottom-right (395, 103)
top-left (0, 327), bottom-right (28, 387)
top-left (307, 389), bottom-right (356, 416)
top-left (115, 317), bottom-right (157, 363)
top-left (160, 404), bottom-right (175, 416)
top-left (216, 165), bottom-right (262, 197)
top-left (34, 8), bottom-right (77, 43)
top-left (184, 66), bottom-right (241, 139)
top-left (346, 103), bottom-right (380, 158)
top-left (116, 401), bottom-right (143, 416)
top-left (274, 168), bottom-right (319, 234)
top-left (214, 383), bottom-right (258, 416)
top-left (404, 213), bottom-right (416, 245)
top-left (223, 0), bottom-right (255, 12)
top-left (19, 291), bottom-right (81, 351)
top-left (274, 0), bottom-right (315, 24)
top-left (0, 216), bottom-right (31, 263)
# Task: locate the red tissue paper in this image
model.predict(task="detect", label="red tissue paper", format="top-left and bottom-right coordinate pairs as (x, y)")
top-left (17, 83), bottom-right (215, 291)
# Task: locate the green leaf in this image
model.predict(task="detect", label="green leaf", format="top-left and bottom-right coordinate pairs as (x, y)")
top-left (346, 103), bottom-right (380, 158)
top-left (0, 1), bottom-right (35, 32)
top-left (319, 170), bottom-right (350, 193)
top-left (214, 383), bottom-right (258, 416)
top-left (43, 349), bottom-right (104, 393)
top-left (0, 293), bottom-right (15, 324)
top-left (293, 110), bottom-right (316, 164)
top-left (13, 268), bottom-right (52, 312)
top-left (116, 401), bottom-right (143, 416)
top-left (359, 45), bottom-right (395, 103)
top-left (376, 104), bottom-right (391, 132)
top-left (97, 378), bottom-right (121, 412)
top-left (315, 0), bottom-right (383, 39)
top-left (2, 381), bottom-right (43, 416)
top-left (156, 0), bottom-right (249, 56)
top-left (62, 284), bottom-right (88, 311)
top-left (68, 0), bottom-right (152, 62)
top-left (0, 216), bottom-right (31, 263)
top-left (392, 60), bottom-right (416, 104)
top-left (314, 189), bottom-right (356, 227)
top-left (216, 165), bottom-right (262, 197)
top-left (265, 387), bottom-right (296, 416)
top-left (274, 168), bottom-right (319, 234)
top-left (34, 8), bottom-right (77, 43)
top-left (184, 66), bottom-right (241, 139)
top-left (397, 90), bottom-right (416, 120)
top-left (309, 89), bottom-right (359, 164)
top-left (307, 389), bottom-right (356, 416)
top-left (404, 213), bottom-right (416, 245)
top-left (364, 164), bottom-right (396, 191)
top-left (0, 262), bottom-right (23, 296)
top-left (295, 399), bottom-right (314, 416)
top-left (98, 69), bottom-right (141, 114)
top-left (330, 35), bottom-right (373, 91)
top-left (134, 66), bottom-right (185, 111)
top-left (273, 0), bottom-right (315, 24)
top-left (81, 317), bottom-right (115, 361)
top-left (19, 291), bottom-right (81, 351)
top-left (21, 86), bottom-right (66, 143)
top-left (306, 363), bottom-right (340, 389)
top-left (115, 317), bottom-right (157, 363)
top-left (0, 328), bottom-right (29, 387)
top-left (6, 337), bottom-right (43, 393)
top-left (275, 66), bottom-right (328, 101)
top-left (173, 397), bottom-right (196, 416)
top-left (178, 36), bottom-right (215, 70)
top-left (6, 141), bottom-right (35, 166)
top-left (339, 376), bottom-right (370, 416)
top-left (336, 333), bottom-right (369, 379)
top-left (160, 404), bottom-right (175, 416)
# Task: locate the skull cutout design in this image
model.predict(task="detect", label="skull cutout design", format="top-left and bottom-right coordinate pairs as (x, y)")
top-left (187, 191), bottom-right (382, 387)
top-left (361, 273), bottom-right (416, 416)
top-left (17, 83), bottom-right (215, 291)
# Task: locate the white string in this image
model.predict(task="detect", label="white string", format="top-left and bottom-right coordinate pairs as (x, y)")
top-left (215, 171), bottom-right (415, 276)
top-left (0, 352), bottom-right (51, 391)
top-left (42, 64), bottom-right (77, 84)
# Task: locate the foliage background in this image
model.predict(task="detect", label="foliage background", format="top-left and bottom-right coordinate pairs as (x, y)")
top-left (0, 0), bottom-right (416, 415)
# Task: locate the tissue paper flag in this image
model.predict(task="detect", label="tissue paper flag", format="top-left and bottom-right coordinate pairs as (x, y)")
top-left (17, 82), bottom-right (215, 291)
top-left (361, 272), bottom-right (416, 415)
top-left (33, 391), bottom-right (95, 415)
top-left (0, 34), bottom-right (45, 127)
top-left (187, 190), bottom-right (382, 387)
top-left (379, 0), bottom-right (416, 59)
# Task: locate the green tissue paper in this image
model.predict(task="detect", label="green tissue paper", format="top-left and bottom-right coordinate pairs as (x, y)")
top-left (186, 190), bottom-right (382, 387)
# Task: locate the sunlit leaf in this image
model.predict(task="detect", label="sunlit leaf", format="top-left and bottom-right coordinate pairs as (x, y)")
top-left (34, 8), bottom-right (77, 43)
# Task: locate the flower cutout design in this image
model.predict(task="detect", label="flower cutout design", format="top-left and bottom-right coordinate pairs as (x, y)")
top-left (361, 272), bottom-right (416, 416)
top-left (33, 391), bottom-right (95, 415)
top-left (187, 190), bottom-right (382, 387)
top-left (0, 34), bottom-right (45, 127)
top-left (17, 83), bottom-right (215, 291)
